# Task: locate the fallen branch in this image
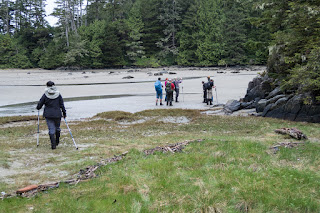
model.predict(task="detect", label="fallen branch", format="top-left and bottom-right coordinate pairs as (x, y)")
top-left (270, 141), bottom-right (305, 154)
top-left (144, 139), bottom-right (204, 155)
top-left (15, 152), bottom-right (129, 197)
top-left (16, 182), bottom-right (59, 197)
top-left (274, 128), bottom-right (307, 140)
top-left (12, 139), bottom-right (203, 198)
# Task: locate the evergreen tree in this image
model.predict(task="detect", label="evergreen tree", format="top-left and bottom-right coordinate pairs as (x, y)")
top-left (195, 0), bottom-right (225, 66)
top-left (125, 1), bottom-right (145, 64)
top-left (79, 20), bottom-right (107, 68)
top-left (139, 0), bottom-right (164, 56)
top-left (221, 0), bottom-right (247, 66)
top-left (157, 0), bottom-right (181, 62)
top-left (101, 22), bottom-right (125, 66)
top-left (0, 0), bottom-right (15, 34)
top-left (176, 0), bottom-right (199, 65)
top-left (0, 33), bottom-right (32, 68)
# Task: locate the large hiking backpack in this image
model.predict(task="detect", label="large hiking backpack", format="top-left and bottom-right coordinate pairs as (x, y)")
top-left (154, 81), bottom-right (162, 91)
top-left (166, 82), bottom-right (173, 92)
top-left (205, 82), bottom-right (211, 90)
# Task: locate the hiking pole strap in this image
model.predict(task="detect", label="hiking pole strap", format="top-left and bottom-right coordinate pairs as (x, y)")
top-left (64, 118), bottom-right (78, 150)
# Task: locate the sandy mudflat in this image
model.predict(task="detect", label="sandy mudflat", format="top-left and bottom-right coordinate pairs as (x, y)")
top-left (0, 66), bottom-right (264, 193)
top-left (0, 66), bottom-right (264, 119)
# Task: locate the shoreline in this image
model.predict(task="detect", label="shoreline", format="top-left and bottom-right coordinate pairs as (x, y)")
top-left (0, 66), bottom-right (265, 119)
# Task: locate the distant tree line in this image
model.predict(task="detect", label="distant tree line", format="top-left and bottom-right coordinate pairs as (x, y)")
top-left (0, 0), bottom-right (271, 69)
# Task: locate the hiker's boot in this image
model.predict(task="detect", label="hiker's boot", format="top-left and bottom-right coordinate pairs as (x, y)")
top-left (207, 100), bottom-right (209, 105)
top-left (55, 131), bottom-right (60, 146)
top-left (156, 102), bottom-right (158, 106)
top-left (167, 101), bottom-right (169, 106)
top-left (170, 102), bottom-right (173, 106)
top-left (176, 97), bottom-right (178, 102)
top-left (210, 101), bottom-right (213, 105)
top-left (49, 134), bottom-right (56, 150)
top-left (160, 102), bottom-right (163, 106)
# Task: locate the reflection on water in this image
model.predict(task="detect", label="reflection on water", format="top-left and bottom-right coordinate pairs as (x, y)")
top-left (0, 93), bottom-right (210, 120)
top-left (0, 71), bottom-right (260, 120)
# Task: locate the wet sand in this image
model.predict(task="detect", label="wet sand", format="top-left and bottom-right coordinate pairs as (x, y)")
top-left (0, 66), bottom-right (264, 119)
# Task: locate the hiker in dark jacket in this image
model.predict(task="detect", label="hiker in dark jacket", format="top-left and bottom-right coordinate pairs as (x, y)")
top-left (173, 77), bottom-right (182, 102)
top-left (166, 79), bottom-right (175, 106)
top-left (36, 81), bottom-right (66, 149)
top-left (202, 81), bottom-right (207, 103)
top-left (206, 77), bottom-right (215, 105)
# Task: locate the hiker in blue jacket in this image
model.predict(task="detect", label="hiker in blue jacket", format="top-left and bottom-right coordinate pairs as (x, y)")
top-left (154, 77), bottom-right (163, 106)
top-left (36, 81), bottom-right (66, 149)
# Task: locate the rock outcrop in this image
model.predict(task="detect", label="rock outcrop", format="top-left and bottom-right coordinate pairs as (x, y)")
top-left (238, 75), bottom-right (320, 123)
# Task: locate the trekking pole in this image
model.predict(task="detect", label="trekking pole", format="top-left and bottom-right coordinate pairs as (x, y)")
top-left (182, 85), bottom-right (184, 102)
top-left (215, 87), bottom-right (219, 104)
top-left (37, 110), bottom-right (40, 147)
top-left (64, 118), bottom-right (78, 150)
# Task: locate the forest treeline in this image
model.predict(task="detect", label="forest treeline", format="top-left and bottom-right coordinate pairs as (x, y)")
top-left (1, 1), bottom-right (320, 100)
top-left (0, 0), bottom-right (272, 69)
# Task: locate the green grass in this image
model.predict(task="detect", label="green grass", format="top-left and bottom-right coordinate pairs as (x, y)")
top-left (0, 109), bottom-right (320, 212)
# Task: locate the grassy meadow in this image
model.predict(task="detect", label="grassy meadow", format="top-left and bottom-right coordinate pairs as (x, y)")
top-left (0, 109), bottom-right (320, 212)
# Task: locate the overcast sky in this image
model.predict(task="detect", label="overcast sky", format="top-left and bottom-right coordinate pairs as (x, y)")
top-left (45, 0), bottom-right (58, 26)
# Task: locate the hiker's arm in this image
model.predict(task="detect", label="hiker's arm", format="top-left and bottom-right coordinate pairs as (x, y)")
top-left (36, 95), bottom-right (45, 110)
top-left (59, 95), bottom-right (67, 118)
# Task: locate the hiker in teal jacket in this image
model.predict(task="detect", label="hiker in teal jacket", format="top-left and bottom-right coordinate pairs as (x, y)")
top-left (154, 78), bottom-right (163, 106)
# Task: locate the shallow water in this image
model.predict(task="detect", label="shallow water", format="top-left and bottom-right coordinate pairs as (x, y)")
top-left (0, 67), bottom-right (262, 120)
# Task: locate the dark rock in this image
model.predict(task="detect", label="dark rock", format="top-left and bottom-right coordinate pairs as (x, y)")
top-left (56, 66), bottom-right (82, 71)
top-left (244, 85), bottom-right (265, 102)
top-left (266, 94), bottom-right (286, 105)
top-left (122, 76), bottom-right (134, 79)
top-left (295, 104), bottom-right (320, 123)
top-left (266, 87), bottom-right (282, 99)
top-left (256, 99), bottom-right (267, 113)
top-left (272, 97), bottom-right (288, 110)
top-left (260, 80), bottom-right (272, 94)
top-left (154, 72), bottom-right (163, 76)
top-left (109, 71), bottom-right (114, 74)
top-left (283, 95), bottom-right (303, 114)
top-left (240, 101), bottom-right (255, 109)
top-left (243, 72), bottom-right (320, 123)
top-left (224, 100), bottom-right (241, 112)
top-left (169, 72), bottom-right (177, 75)
top-left (262, 104), bottom-right (273, 117)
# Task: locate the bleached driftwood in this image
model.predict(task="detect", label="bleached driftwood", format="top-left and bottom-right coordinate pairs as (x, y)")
top-left (274, 128), bottom-right (307, 140)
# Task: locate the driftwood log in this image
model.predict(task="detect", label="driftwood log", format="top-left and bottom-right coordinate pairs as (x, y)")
top-left (274, 128), bottom-right (307, 140)
top-left (12, 139), bottom-right (204, 198)
top-left (144, 139), bottom-right (204, 155)
top-left (16, 182), bottom-right (59, 197)
top-left (15, 152), bottom-right (129, 197)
